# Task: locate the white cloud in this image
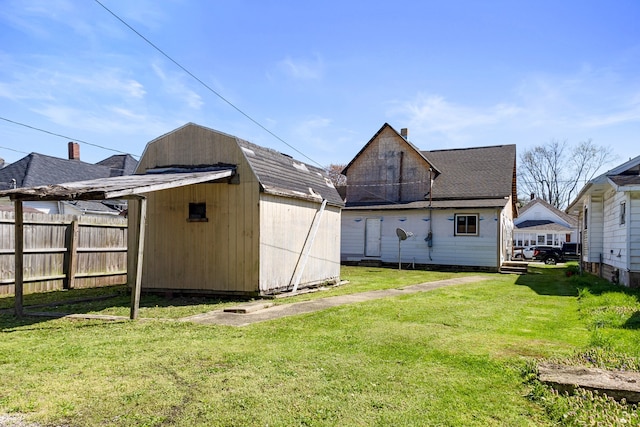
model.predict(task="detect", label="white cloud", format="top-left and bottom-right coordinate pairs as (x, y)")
top-left (391, 94), bottom-right (521, 142)
top-left (277, 55), bottom-right (324, 80)
top-left (151, 63), bottom-right (203, 109)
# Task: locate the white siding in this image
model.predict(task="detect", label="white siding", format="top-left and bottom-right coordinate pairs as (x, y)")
top-left (585, 196), bottom-right (604, 263)
top-left (341, 207), bottom-right (502, 268)
top-left (602, 191), bottom-right (627, 270)
top-left (259, 194), bottom-right (341, 293)
top-left (630, 193), bottom-right (640, 271)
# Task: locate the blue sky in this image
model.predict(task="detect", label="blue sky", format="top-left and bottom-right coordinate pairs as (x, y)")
top-left (1, 0), bottom-right (639, 171)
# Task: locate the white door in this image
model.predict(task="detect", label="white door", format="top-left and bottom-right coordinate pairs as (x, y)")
top-left (365, 218), bottom-right (381, 257)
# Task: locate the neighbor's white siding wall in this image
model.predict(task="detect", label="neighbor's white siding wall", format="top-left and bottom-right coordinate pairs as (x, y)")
top-left (629, 193), bottom-right (640, 271)
top-left (341, 207), bottom-right (502, 268)
top-left (602, 190), bottom-right (628, 271)
top-left (585, 195), bottom-right (604, 263)
top-left (259, 194), bottom-right (341, 293)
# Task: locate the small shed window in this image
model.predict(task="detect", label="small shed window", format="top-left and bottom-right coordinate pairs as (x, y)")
top-left (455, 214), bottom-right (478, 236)
top-left (188, 203), bottom-right (208, 222)
top-left (620, 202), bottom-right (626, 225)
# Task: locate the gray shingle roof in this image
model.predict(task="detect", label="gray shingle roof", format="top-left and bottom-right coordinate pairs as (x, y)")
top-left (0, 153), bottom-right (113, 191)
top-left (97, 154), bottom-right (139, 176)
top-left (236, 137), bottom-right (344, 207)
top-left (422, 145), bottom-right (516, 200)
top-left (519, 197), bottom-right (578, 226)
top-left (515, 219), bottom-right (572, 231)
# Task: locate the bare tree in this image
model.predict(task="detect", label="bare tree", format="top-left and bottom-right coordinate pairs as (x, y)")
top-left (518, 139), bottom-right (615, 209)
top-left (325, 163), bottom-right (347, 187)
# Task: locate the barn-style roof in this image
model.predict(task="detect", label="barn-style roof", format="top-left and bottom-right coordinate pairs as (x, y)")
top-left (235, 136), bottom-right (344, 207)
top-left (422, 144), bottom-right (516, 200)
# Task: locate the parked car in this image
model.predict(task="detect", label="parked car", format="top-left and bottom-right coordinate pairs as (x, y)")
top-left (532, 246), bottom-right (564, 265)
top-left (512, 246), bottom-right (535, 260)
top-left (561, 242), bottom-right (581, 260)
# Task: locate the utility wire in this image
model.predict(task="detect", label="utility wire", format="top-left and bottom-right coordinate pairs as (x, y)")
top-left (0, 143), bottom-right (29, 156)
top-left (93, 0), bottom-right (324, 169)
top-left (0, 116), bottom-right (139, 158)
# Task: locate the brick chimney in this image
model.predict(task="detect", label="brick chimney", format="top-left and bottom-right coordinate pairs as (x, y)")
top-left (68, 142), bottom-right (80, 160)
top-left (400, 128), bottom-right (408, 139)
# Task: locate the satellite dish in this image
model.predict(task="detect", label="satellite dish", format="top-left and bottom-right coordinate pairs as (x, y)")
top-left (396, 228), bottom-right (413, 241)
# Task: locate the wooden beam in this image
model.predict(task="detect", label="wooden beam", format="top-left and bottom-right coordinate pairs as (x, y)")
top-left (14, 201), bottom-right (24, 317)
top-left (65, 218), bottom-right (79, 289)
top-left (129, 197), bottom-right (146, 320)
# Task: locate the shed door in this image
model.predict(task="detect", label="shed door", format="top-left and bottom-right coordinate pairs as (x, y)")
top-left (365, 218), bottom-right (382, 257)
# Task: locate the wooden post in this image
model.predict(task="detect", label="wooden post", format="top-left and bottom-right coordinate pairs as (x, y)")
top-left (14, 200), bottom-right (24, 317)
top-left (65, 218), bottom-right (79, 289)
top-left (129, 197), bottom-right (146, 320)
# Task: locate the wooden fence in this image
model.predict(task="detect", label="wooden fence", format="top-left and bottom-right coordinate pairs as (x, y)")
top-left (0, 211), bottom-right (128, 295)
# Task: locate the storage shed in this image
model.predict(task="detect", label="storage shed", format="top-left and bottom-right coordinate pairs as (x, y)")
top-left (129, 123), bottom-right (344, 296)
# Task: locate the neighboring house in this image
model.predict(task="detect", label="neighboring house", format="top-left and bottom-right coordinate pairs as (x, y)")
top-left (0, 143), bottom-right (137, 215)
top-left (566, 155), bottom-right (640, 287)
top-left (340, 123), bottom-right (517, 271)
top-left (128, 122), bottom-right (344, 295)
top-left (514, 196), bottom-right (578, 248)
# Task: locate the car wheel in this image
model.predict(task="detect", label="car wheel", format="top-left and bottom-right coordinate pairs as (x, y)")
top-left (544, 256), bottom-right (557, 265)
top-left (512, 254), bottom-right (524, 260)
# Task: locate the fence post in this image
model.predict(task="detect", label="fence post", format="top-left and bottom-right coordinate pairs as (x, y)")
top-left (65, 217), bottom-right (80, 289)
top-left (14, 201), bottom-right (24, 317)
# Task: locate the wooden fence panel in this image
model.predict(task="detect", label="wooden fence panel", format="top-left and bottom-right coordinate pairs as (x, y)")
top-left (0, 211), bottom-right (128, 295)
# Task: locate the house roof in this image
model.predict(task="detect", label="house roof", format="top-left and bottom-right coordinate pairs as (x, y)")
top-left (567, 153), bottom-right (640, 214)
top-left (421, 144), bottom-right (516, 200)
top-left (97, 154), bottom-right (139, 176)
top-left (0, 153), bottom-right (113, 190)
top-left (518, 197), bottom-right (578, 227)
top-left (341, 123), bottom-right (441, 176)
top-left (235, 137), bottom-right (344, 207)
top-left (514, 219), bottom-right (573, 231)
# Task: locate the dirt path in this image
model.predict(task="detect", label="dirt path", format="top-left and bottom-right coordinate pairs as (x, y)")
top-left (180, 275), bottom-right (488, 326)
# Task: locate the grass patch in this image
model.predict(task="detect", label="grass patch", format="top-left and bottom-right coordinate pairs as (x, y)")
top-left (0, 265), bottom-right (639, 425)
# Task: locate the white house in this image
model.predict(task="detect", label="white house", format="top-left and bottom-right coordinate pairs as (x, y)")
top-left (514, 196), bottom-right (578, 248)
top-left (340, 123), bottom-right (517, 271)
top-left (566, 155), bottom-right (640, 287)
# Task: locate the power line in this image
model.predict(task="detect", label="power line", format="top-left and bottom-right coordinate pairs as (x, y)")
top-left (93, 0), bottom-right (324, 169)
top-left (0, 144), bottom-right (29, 156)
top-left (0, 116), bottom-right (139, 158)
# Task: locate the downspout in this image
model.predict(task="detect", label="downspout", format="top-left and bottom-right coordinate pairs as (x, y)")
top-left (398, 151), bottom-right (404, 202)
top-left (427, 168), bottom-right (433, 260)
top-left (496, 208), bottom-right (502, 269)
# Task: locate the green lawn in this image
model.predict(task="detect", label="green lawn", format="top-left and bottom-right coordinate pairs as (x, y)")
top-left (0, 265), bottom-right (638, 426)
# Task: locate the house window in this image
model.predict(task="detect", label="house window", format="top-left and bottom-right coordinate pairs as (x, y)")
top-left (455, 214), bottom-right (478, 236)
top-left (620, 202), bottom-right (626, 225)
top-left (584, 207), bottom-right (588, 229)
top-left (188, 203), bottom-right (208, 222)
top-left (537, 235), bottom-right (546, 245)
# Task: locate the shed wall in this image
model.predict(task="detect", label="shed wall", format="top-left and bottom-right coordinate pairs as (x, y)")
top-left (259, 194), bottom-right (341, 293)
top-left (131, 126), bottom-right (261, 294)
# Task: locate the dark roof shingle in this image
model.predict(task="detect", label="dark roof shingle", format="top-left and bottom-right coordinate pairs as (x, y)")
top-left (0, 153), bottom-right (114, 190)
top-left (422, 145), bottom-right (516, 200)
